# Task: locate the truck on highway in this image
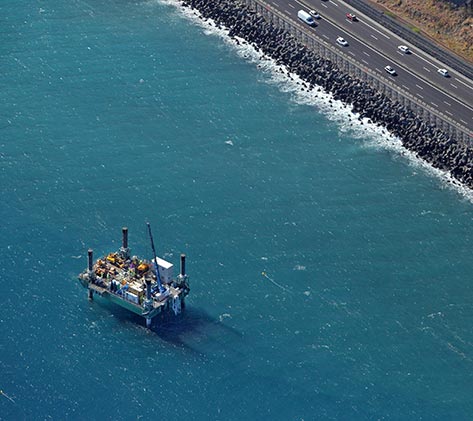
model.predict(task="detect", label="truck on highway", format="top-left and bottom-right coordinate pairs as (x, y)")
top-left (297, 10), bottom-right (316, 27)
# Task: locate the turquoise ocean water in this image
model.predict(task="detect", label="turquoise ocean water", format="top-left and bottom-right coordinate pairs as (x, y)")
top-left (2, 0), bottom-right (473, 419)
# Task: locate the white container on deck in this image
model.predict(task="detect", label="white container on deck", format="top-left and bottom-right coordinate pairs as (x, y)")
top-left (125, 291), bottom-right (139, 304)
top-left (154, 257), bottom-right (174, 284)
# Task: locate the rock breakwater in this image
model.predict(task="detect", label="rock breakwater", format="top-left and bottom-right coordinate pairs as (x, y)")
top-left (181, 0), bottom-right (473, 189)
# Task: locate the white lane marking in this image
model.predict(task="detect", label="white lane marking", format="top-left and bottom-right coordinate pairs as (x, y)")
top-left (454, 78), bottom-right (473, 91)
top-left (304, 5), bottom-right (473, 115)
top-left (322, 34), bottom-right (329, 40)
top-left (272, 1), bottom-right (278, 6)
top-left (363, 51), bottom-right (370, 57)
top-left (461, 119), bottom-right (468, 125)
top-left (288, 3), bottom-right (295, 9)
top-left (417, 93), bottom-right (424, 99)
top-left (329, 0), bottom-right (339, 7)
top-left (431, 102), bottom-right (438, 108)
top-left (370, 34), bottom-right (378, 40)
top-left (383, 58), bottom-right (472, 116)
top-left (361, 20), bottom-right (390, 39)
top-left (284, 9), bottom-right (291, 15)
top-left (412, 52), bottom-right (437, 68)
top-left (402, 85), bottom-right (410, 91)
top-left (348, 51), bottom-right (355, 56)
top-left (450, 83), bottom-right (458, 89)
top-left (445, 110), bottom-right (453, 116)
top-left (321, 3), bottom-right (328, 7)
top-left (415, 84), bottom-right (424, 90)
top-left (423, 67), bottom-right (431, 72)
top-left (444, 101), bottom-right (451, 106)
top-left (362, 59), bottom-right (369, 65)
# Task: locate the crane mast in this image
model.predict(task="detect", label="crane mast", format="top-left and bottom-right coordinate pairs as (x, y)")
top-left (146, 222), bottom-right (165, 293)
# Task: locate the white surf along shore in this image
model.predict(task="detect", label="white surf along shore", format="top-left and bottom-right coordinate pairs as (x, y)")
top-left (154, 0), bottom-right (473, 202)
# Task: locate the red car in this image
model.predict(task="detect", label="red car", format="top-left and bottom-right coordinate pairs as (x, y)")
top-left (346, 13), bottom-right (357, 21)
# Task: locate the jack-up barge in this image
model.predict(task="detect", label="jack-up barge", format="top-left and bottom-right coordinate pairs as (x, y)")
top-left (78, 225), bottom-right (190, 328)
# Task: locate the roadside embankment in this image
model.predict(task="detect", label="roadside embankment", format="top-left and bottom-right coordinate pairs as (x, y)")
top-left (181, 0), bottom-right (473, 189)
top-left (370, 0), bottom-right (473, 64)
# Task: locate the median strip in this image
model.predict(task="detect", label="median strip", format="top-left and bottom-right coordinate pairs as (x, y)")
top-left (455, 78), bottom-right (473, 91)
top-left (360, 20), bottom-right (390, 39)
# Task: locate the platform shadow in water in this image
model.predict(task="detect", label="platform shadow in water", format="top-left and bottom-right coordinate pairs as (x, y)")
top-left (87, 298), bottom-right (241, 355)
top-left (151, 306), bottom-right (242, 347)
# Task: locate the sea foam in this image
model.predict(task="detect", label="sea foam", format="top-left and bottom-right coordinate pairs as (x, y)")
top-left (155, 0), bottom-right (473, 202)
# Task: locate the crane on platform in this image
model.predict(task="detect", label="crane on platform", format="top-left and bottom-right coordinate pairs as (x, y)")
top-left (146, 222), bottom-right (165, 294)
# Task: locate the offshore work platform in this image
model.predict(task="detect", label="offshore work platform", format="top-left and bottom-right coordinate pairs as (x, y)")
top-left (78, 225), bottom-right (190, 328)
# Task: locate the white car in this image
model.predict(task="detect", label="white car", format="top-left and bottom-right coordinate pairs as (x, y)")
top-left (336, 37), bottom-right (348, 46)
top-left (384, 65), bottom-right (396, 75)
top-left (437, 68), bottom-right (449, 77)
top-left (309, 10), bottom-right (321, 19)
top-left (398, 45), bottom-right (410, 54)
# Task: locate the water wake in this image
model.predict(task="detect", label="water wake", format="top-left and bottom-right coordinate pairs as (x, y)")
top-left (261, 271), bottom-right (292, 293)
top-left (0, 390), bottom-right (15, 404)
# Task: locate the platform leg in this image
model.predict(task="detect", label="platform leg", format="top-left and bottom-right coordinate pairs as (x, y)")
top-left (88, 288), bottom-right (93, 301)
top-left (146, 318), bottom-right (152, 328)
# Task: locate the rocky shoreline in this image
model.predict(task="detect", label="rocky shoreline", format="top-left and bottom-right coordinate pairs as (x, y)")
top-left (181, 0), bottom-right (473, 189)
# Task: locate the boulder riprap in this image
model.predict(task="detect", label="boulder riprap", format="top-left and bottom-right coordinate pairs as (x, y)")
top-left (181, 0), bottom-right (473, 189)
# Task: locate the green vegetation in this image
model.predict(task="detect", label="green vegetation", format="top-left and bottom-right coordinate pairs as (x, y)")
top-left (373, 0), bottom-right (473, 62)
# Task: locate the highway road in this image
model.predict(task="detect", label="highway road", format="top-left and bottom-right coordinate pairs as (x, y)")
top-left (268, 0), bottom-right (473, 134)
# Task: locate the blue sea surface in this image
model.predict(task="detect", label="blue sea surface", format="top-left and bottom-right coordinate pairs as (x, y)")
top-left (2, 0), bottom-right (473, 419)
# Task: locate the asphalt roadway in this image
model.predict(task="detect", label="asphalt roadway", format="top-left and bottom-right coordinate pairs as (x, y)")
top-left (268, 0), bottom-right (473, 135)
